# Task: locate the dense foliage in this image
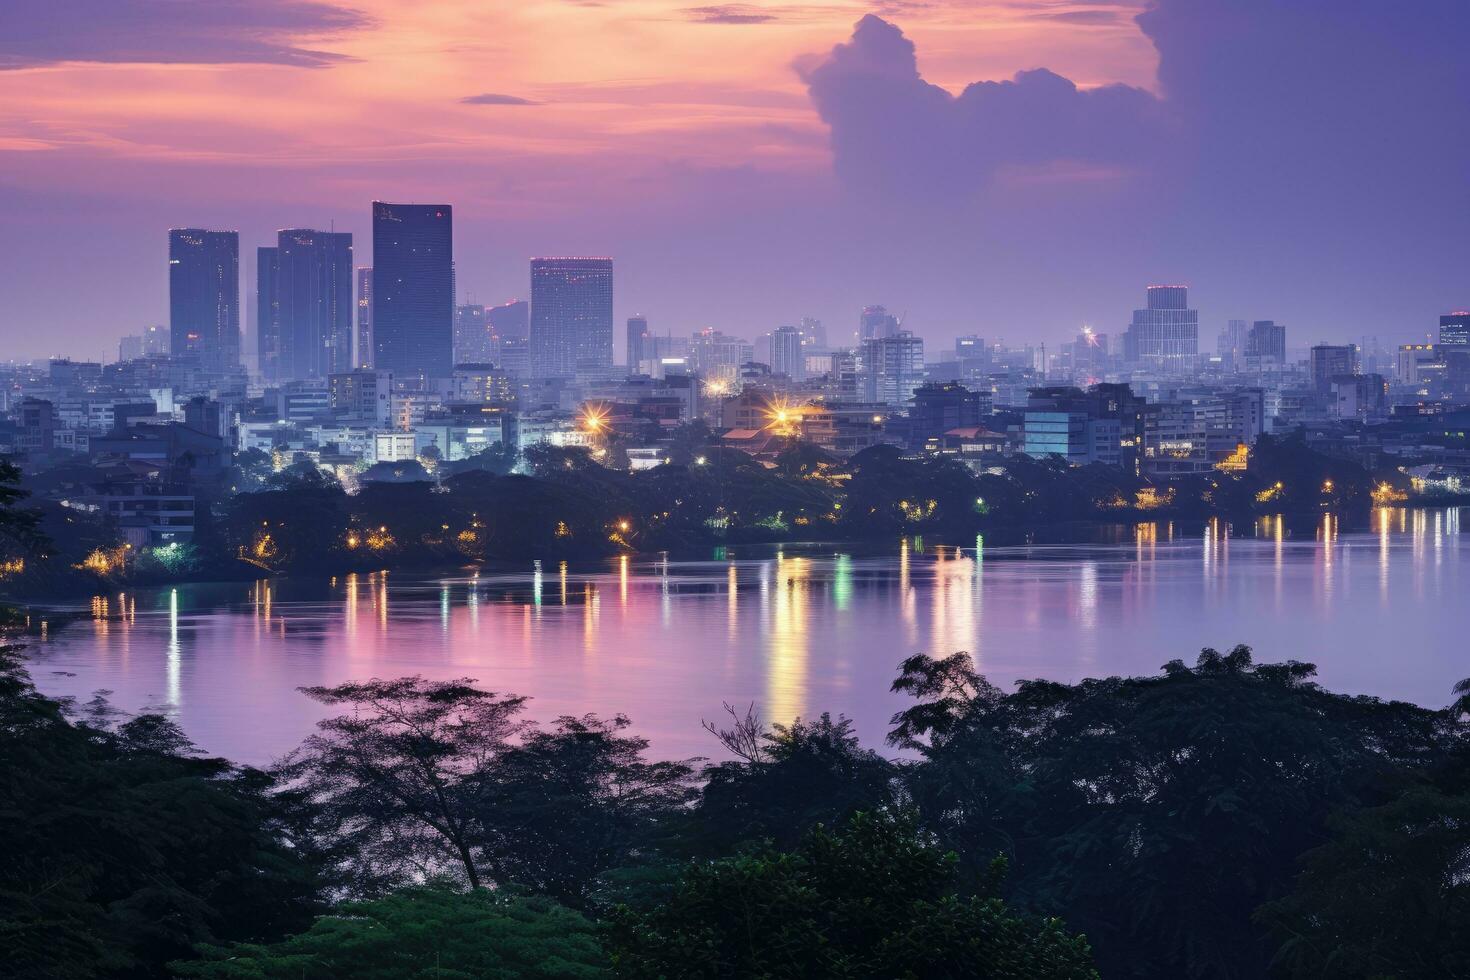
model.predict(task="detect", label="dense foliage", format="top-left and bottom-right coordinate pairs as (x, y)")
top-left (606, 812), bottom-right (1098, 979)
top-left (3, 631), bottom-right (1467, 979)
top-left (173, 888), bottom-right (608, 980)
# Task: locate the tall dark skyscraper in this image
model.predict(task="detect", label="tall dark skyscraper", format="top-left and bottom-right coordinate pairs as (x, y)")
top-left (530, 257), bottom-right (614, 378)
top-left (1246, 320), bottom-right (1287, 363)
top-left (256, 246), bottom-right (280, 381)
top-left (356, 267), bottom-right (373, 368)
top-left (626, 314), bottom-right (650, 369)
top-left (1122, 285), bottom-right (1198, 365)
top-left (259, 229), bottom-right (354, 382)
top-left (372, 202), bottom-right (453, 381)
top-left (169, 228), bottom-right (240, 373)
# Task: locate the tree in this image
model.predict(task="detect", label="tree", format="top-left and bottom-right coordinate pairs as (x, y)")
top-left (279, 677), bottom-right (528, 892)
top-left (606, 811), bottom-right (1098, 979)
top-left (1256, 784), bottom-right (1470, 979)
top-left (890, 647), bottom-right (1449, 979)
top-left (173, 887), bottom-right (609, 979)
top-left (0, 646), bottom-right (320, 979)
top-left (694, 707), bottom-right (897, 852)
top-left (471, 714), bottom-right (697, 907)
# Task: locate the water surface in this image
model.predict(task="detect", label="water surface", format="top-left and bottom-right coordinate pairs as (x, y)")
top-left (27, 509), bottom-right (1468, 764)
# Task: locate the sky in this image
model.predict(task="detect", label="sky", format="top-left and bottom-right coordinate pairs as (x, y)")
top-left (1, 0), bottom-right (1466, 362)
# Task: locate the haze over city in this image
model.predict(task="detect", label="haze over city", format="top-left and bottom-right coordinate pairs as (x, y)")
top-left (3, 0), bottom-right (1467, 360)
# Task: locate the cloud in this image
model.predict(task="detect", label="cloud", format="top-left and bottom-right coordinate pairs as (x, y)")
top-left (799, 14), bottom-right (1161, 199)
top-left (684, 5), bottom-right (778, 24)
top-left (0, 0), bottom-right (367, 70)
top-left (461, 92), bottom-right (542, 105)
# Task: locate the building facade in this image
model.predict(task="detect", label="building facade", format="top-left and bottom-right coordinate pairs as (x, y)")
top-left (372, 202), bottom-right (454, 381)
top-left (169, 228), bottom-right (240, 373)
top-left (530, 257), bottom-right (614, 379)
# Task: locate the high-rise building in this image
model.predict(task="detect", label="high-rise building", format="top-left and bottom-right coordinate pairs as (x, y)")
top-left (261, 229), bottom-right (354, 382)
top-left (770, 325), bottom-right (806, 380)
top-left (355, 267), bottom-right (373, 369)
top-left (860, 330), bottom-right (924, 406)
top-left (169, 228), bottom-right (240, 373)
top-left (1309, 344), bottom-right (1359, 392)
top-left (256, 246), bottom-right (280, 381)
top-left (372, 202), bottom-right (454, 381)
top-left (1122, 285), bottom-right (1198, 366)
top-left (689, 328), bottom-right (753, 381)
top-left (627, 315), bottom-right (651, 371)
top-left (800, 316), bottom-right (827, 353)
top-left (1217, 319), bottom-right (1248, 359)
top-left (1245, 320), bottom-right (1287, 364)
top-left (530, 257), bottom-right (614, 378)
top-left (1440, 312), bottom-right (1470, 349)
top-left (454, 304), bottom-right (492, 364)
top-left (859, 305), bottom-right (900, 342)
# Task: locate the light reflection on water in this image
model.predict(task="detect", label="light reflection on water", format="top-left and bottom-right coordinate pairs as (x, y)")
top-left (26, 507), bottom-right (1469, 765)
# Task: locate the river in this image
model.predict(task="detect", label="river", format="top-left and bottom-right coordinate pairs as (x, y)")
top-left (23, 508), bottom-right (1468, 764)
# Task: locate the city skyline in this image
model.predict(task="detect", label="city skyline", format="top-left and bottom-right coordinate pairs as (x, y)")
top-left (1, 1), bottom-right (1467, 360)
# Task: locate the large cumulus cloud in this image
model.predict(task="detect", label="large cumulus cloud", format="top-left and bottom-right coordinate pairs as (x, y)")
top-left (800, 15), bottom-right (1164, 199)
top-left (801, 1), bottom-right (1470, 227)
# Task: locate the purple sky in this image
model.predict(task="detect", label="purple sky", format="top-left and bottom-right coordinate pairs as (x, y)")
top-left (0, 0), bottom-right (1466, 361)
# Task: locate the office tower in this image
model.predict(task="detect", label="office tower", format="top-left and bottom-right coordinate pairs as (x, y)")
top-left (329, 369), bottom-right (394, 426)
top-left (1217, 319), bottom-right (1248, 358)
top-left (372, 202), bottom-right (454, 381)
top-left (689, 328), bottom-right (754, 381)
top-left (860, 305), bottom-right (900, 342)
top-left (356, 267), bottom-right (373, 368)
top-left (454, 304), bottom-right (492, 364)
top-left (771, 325), bottom-right (806, 380)
top-left (860, 330), bottom-right (924, 406)
top-left (800, 316), bottom-right (827, 352)
top-left (529, 257), bottom-right (614, 378)
top-left (1397, 344), bottom-right (1440, 385)
top-left (627, 315), bottom-right (651, 371)
top-left (169, 228), bottom-right (240, 373)
top-left (1309, 344), bottom-right (1359, 392)
top-left (256, 246), bottom-right (280, 381)
top-left (1122, 285), bottom-right (1198, 366)
top-left (1440, 312), bottom-right (1470, 349)
top-left (1245, 320), bottom-right (1287, 364)
top-left (258, 229), bottom-right (354, 382)
top-left (1072, 326), bottom-right (1108, 378)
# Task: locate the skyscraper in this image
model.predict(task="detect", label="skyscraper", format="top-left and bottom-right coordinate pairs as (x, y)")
top-left (771, 325), bottom-right (805, 380)
top-left (372, 202), bottom-right (453, 381)
top-left (860, 305), bottom-right (900, 342)
top-left (1310, 344), bottom-right (1359, 391)
top-left (1217, 319), bottom-right (1248, 359)
top-left (1245, 320), bottom-right (1286, 364)
top-left (265, 229), bottom-right (353, 382)
top-left (800, 316), bottom-right (827, 352)
top-left (256, 246), bottom-right (280, 381)
top-left (1439, 312), bottom-right (1470, 349)
top-left (529, 257), bottom-right (613, 378)
top-left (1122, 285), bottom-right (1198, 366)
top-left (169, 228), bottom-right (240, 373)
top-left (454, 304), bottom-right (492, 364)
top-left (627, 315), bottom-right (650, 371)
top-left (356, 267), bottom-right (373, 369)
top-left (860, 330), bottom-right (924, 406)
